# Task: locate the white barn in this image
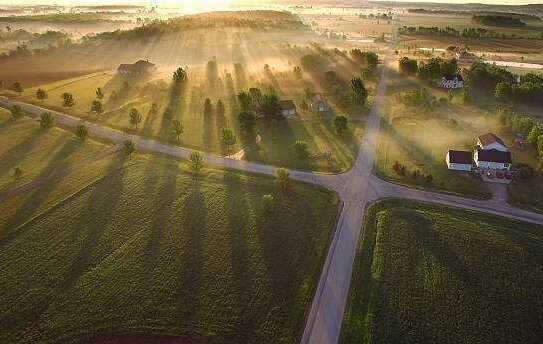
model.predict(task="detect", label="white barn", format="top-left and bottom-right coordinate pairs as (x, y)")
top-left (446, 150), bottom-right (472, 171)
top-left (438, 74), bottom-right (464, 89)
top-left (477, 133), bottom-right (508, 152)
top-left (474, 149), bottom-right (512, 171)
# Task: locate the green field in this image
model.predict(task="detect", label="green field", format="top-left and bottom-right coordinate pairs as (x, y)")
top-left (0, 154), bottom-right (339, 344)
top-left (13, 63), bottom-right (367, 172)
top-left (341, 199), bottom-right (543, 344)
top-left (375, 64), bottom-right (496, 198)
top-left (0, 108), bottom-right (109, 193)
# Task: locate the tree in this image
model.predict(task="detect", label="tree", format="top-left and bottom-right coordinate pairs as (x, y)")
top-left (96, 87), bottom-right (104, 99)
top-left (13, 166), bottom-right (22, 181)
top-left (75, 124), bottom-right (88, 141)
top-left (149, 102), bottom-right (159, 115)
top-left (172, 119), bottom-right (184, 143)
top-left (399, 57), bottom-right (418, 75)
top-left (36, 88), bottom-right (47, 101)
top-left (221, 127), bottom-right (237, 156)
top-left (275, 167), bottom-right (290, 193)
top-left (495, 81), bottom-right (513, 102)
top-left (189, 151), bottom-right (204, 173)
top-left (350, 77), bottom-right (368, 106)
top-left (124, 140), bottom-right (135, 157)
top-left (129, 108), bottom-right (142, 128)
top-left (90, 100), bottom-right (103, 114)
top-left (216, 99), bottom-right (225, 118)
top-left (62, 92), bottom-right (75, 107)
top-left (238, 111), bottom-right (256, 131)
top-left (173, 67), bottom-right (188, 83)
top-left (12, 82), bottom-right (23, 94)
top-left (40, 112), bottom-right (54, 129)
top-left (260, 93), bottom-right (281, 121)
top-left (333, 115), bottom-right (349, 134)
top-left (261, 194), bottom-right (275, 214)
top-left (528, 125), bottom-right (543, 147)
top-left (537, 135), bottom-right (543, 159)
top-left (204, 98), bottom-right (213, 116)
top-left (237, 91), bottom-right (252, 112)
top-left (10, 105), bottom-right (23, 118)
top-left (462, 85), bottom-right (473, 103)
top-left (294, 140), bottom-right (309, 159)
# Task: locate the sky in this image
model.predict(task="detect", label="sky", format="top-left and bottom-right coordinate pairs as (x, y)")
top-left (1, 0), bottom-right (542, 6)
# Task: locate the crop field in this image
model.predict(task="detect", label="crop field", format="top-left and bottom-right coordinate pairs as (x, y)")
top-left (0, 154), bottom-right (340, 344)
top-left (375, 64), bottom-right (501, 198)
top-left (341, 199), bottom-right (543, 344)
top-left (0, 108), bottom-right (108, 194)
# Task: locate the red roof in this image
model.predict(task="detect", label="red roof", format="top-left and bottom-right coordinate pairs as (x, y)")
top-left (478, 133), bottom-right (506, 147)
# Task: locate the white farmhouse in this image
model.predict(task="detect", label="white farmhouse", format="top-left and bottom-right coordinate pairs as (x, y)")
top-left (474, 149), bottom-right (512, 171)
top-left (438, 74), bottom-right (464, 89)
top-left (446, 150), bottom-right (472, 171)
top-left (310, 94), bottom-right (331, 113)
top-left (476, 133), bottom-right (508, 152)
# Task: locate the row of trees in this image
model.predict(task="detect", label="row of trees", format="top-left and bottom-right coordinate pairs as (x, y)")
top-left (467, 62), bottom-right (543, 104)
top-left (398, 25), bottom-right (539, 40)
top-left (399, 56), bottom-right (458, 80)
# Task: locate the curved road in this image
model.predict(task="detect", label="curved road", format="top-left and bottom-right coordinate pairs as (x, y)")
top-left (1, 50), bottom-right (543, 344)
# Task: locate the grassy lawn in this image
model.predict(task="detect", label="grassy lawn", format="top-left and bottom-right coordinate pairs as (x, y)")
top-left (375, 66), bottom-right (495, 198)
top-left (11, 58), bottom-right (368, 172)
top-left (341, 199), bottom-right (543, 344)
top-left (0, 108), bottom-right (109, 193)
top-left (0, 154), bottom-right (340, 344)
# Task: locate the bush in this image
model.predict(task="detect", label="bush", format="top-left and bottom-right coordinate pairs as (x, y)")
top-left (261, 194), bottom-right (275, 214)
top-left (333, 115), bottom-right (349, 134)
top-left (293, 140), bottom-right (309, 159)
top-left (39, 112), bottom-right (54, 129)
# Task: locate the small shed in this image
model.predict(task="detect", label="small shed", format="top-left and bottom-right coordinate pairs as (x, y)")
top-left (310, 94), bottom-right (331, 113)
top-left (279, 100), bottom-right (297, 118)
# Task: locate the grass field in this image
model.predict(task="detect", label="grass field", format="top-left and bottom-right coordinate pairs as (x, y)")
top-left (0, 108), bottom-right (109, 193)
top-left (375, 64), bottom-right (496, 198)
top-left (12, 61), bottom-right (368, 172)
top-left (341, 199), bottom-right (543, 344)
top-left (0, 154), bottom-right (339, 344)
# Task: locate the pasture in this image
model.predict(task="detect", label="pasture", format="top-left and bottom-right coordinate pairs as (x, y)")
top-left (341, 199), bottom-right (543, 344)
top-left (0, 154), bottom-right (339, 344)
top-left (0, 108), bottom-right (109, 196)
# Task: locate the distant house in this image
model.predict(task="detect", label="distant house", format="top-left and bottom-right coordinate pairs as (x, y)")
top-left (310, 94), bottom-right (331, 113)
top-left (446, 150), bottom-right (472, 171)
top-left (477, 133), bottom-right (508, 152)
top-left (117, 60), bottom-right (156, 76)
top-left (438, 74), bottom-right (464, 89)
top-left (474, 149), bottom-right (512, 171)
top-left (279, 100), bottom-right (297, 118)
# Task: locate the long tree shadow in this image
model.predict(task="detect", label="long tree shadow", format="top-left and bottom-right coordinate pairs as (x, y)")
top-left (59, 152), bottom-right (130, 291)
top-left (4, 137), bottom-right (86, 232)
top-left (0, 116), bottom-right (17, 136)
top-left (174, 177), bottom-right (207, 327)
top-left (0, 127), bottom-right (48, 180)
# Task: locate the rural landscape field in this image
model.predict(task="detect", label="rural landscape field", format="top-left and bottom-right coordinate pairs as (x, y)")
top-left (1, 0), bottom-right (543, 343)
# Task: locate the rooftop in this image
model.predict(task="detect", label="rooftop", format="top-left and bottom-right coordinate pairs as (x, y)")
top-left (476, 149), bottom-right (512, 164)
top-left (478, 133), bottom-right (506, 147)
top-left (448, 150), bottom-right (472, 164)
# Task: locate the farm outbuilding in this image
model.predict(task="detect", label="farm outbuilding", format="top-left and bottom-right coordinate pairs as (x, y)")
top-left (446, 150), bottom-right (472, 171)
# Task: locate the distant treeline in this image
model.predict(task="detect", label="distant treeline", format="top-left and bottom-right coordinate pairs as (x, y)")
top-left (0, 13), bottom-right (122, 24)
top-left (0, 30), bottom-right (72, 58)
top-left (472, 15), bottom-right (526, 27)
top-left (408, 8), bottom-right (541, 22)
top-left (398, 25), bottom-right (542, 39)
top-left (90, 11), bottom-right (308, 41)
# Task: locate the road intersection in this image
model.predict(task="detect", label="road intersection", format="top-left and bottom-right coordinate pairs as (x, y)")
top-left (1, 49), bottom-right (543, 344)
